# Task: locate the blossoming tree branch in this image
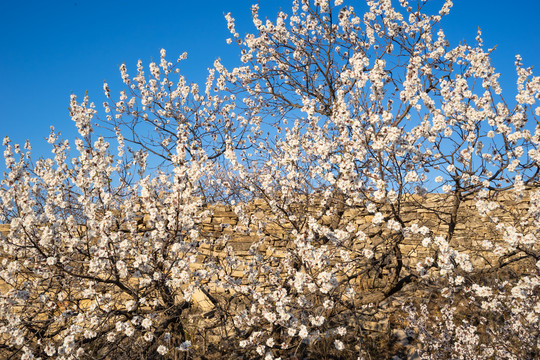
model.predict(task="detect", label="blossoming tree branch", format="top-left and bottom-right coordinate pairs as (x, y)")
top-left (1, 0), bottom-right (539, 359)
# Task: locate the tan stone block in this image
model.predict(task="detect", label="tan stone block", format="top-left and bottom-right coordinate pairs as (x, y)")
top-left (192, 289), bottom-right (215, 312)
top-left (201, 217), bottom-right (213, 224)
top-left (219, 219), bottom-right (239, 227)
top-left (231, 270), bottom-right (245, 278)
top-left (213, 205), bottom-right (230, 212)
top-left (0, 224), bottom-right (9, 235)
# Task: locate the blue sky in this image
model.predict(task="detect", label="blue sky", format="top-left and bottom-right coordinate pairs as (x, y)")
top-left (1, 0), bottom-right (539, 163)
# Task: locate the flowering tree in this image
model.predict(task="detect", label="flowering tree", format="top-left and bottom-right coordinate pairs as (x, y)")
top-left (1, 0), bottom-right (539, 359)
top-left (0, 105), bottom-right (210, 358)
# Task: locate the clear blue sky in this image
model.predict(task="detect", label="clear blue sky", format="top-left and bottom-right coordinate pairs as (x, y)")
top-left (1, 0), bottom-right (539, 162)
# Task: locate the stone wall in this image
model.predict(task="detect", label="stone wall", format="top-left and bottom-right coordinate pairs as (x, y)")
top-left (195, 191), bottom-right (536, 272)
top-left (0, 190), bottom-right (537, 286)
top-left (0, 191), bottom-right (537, 337)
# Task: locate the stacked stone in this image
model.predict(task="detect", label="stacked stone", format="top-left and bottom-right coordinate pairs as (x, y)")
top-left (0, 191), bottom-right (537, 310)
